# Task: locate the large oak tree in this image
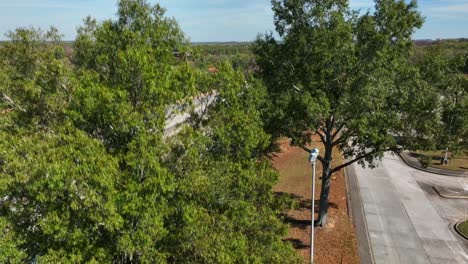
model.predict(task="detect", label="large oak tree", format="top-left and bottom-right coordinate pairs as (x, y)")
top-left (253, 0), bottom-right (460, 227)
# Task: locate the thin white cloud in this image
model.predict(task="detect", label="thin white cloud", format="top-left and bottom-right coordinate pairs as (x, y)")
top-left (429, 3), bottom-right (468, 12)
top-left (422, 1), bottom-right (468, 20)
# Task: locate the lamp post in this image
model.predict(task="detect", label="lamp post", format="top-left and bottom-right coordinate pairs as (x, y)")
top-left (308, 148), bottom-right (319, 264)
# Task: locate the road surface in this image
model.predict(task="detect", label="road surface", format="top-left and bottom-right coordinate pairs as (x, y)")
top-left (164, 93), bottom-right (216, 136)
top-left (348, 153), bottom-right (468, 264)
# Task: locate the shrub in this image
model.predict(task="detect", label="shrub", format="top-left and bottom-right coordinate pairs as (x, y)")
top-left (419, 155), bottom-right (432, 168)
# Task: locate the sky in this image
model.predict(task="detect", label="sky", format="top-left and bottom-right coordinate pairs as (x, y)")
top-left (0, 0), bottom-right (467, 41)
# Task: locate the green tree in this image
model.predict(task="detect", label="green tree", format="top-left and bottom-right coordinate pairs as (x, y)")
top-left (254, 0), bottom-right (427, 226)
top-left (162, 63), bottom-right (300, 263)
top-left (73, 0), bottom-right (194, 151)
top-left (414, 48), bottom-right (468, 153)
top-left (71, 1), bottom-right (197, 261)
top-left (0, 128), bottom-right (121, 262)
top-left (1, 0), bottom-right (301, 262)
top-left (0, 27), bottom-right (72, 128)
top-left (72, 0), bottom-right (299, 262)
top-left (0, 216), bottom-right (25, 263)
top-left (0, 26), bottom-right (124, 262)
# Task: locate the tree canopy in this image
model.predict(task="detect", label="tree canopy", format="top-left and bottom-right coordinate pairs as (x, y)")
top-left (1, 0), bottom-right (466, 261)
top-left (0, 0), bottom-right (300, 262)
top-left (254, 0), bottom-right (466, 226)
top-left (412, 47), bottom-right (468, 152)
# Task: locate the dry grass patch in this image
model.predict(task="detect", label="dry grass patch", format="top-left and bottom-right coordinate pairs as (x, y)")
top-left (273, 137), bottom-right (359, 264)
top-left (413, 150), bottom-right (468, 171)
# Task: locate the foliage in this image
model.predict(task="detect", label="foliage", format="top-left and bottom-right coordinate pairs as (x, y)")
top-left (0, 29), bottom-right (122, 262)
top-left (418, 155), bottom-right (432, 168)
top-left (0, 0), bottom-right (300, 262)
top-left (193, 44), bottom-right (255, 71)
top-left (413, 39), bottom-right (468, 74)
top-left (254, 0), bottom-right (428, 226)
top-left (0, 128), bottom-right (121, 262)
top-left (0, 27), bottom-right (72, 128)
top-left (0, 217), bottom-right (25, 263)
top-left (160, 64), bottom-right (300, 263)
top-left (414, 47), bottom-right (468, 151)
top-left (70, 3), bottom-right (199, 260)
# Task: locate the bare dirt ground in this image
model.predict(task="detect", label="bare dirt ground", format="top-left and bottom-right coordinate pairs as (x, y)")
top-left (273, 137), bottom-right (359, 264)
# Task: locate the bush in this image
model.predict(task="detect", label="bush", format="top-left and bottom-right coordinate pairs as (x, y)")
top-left (418, 155), bottom-right (432, 168)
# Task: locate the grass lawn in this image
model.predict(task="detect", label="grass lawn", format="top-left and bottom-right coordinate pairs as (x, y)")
top-left (413, 150), bottom-right (468, 171)
top-left (458, 220), bottom-right (468, 237)
top-left (272, 137), bottom-right (359, 264)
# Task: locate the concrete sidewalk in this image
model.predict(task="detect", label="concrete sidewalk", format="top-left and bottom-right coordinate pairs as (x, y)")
top-left (350, 153), bottom-right (468, 264)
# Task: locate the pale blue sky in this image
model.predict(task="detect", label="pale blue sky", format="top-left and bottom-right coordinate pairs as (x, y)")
top-left (0, 0), bottom-right (467, 41)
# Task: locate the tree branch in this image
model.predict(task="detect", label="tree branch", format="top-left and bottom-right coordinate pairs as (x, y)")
top-left (300, 145), bottom-right (312, 153)
top-left (318, 125), bottom-right (327, 135)
top-left (317, 155), bottom-right (324, 164)
top-left (316, 131), bottom-right (326, 145)
top-left (332, 137), bottom-right (346, 147)
top-left (331, 148), bottom-right (393, 173)
top-left (327, 116), bottom-right (334, 132)
top-left (2, 94), bottom-right (26, 112)
top-left (331, 124), bottom-right (344, 141)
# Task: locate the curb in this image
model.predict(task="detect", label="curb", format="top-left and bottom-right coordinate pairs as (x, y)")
top-left (454, 221), bottom-right (468, 241)
top-left (344, 168), bottom-right (353, 221)
top-left (395, 152), bottom-right (468, 178)
top-left (345, 166), bottom-right (375, 264)
top-left (432, 186), bottom-right (468, 199)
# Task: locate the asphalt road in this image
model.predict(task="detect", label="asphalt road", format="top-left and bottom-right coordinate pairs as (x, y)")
top-left (348, 153), bottom-right (468, 264)
top-left (164, 93), bottom-right (216, 136)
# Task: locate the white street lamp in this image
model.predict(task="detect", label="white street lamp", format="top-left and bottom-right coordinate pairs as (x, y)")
top-left (308, 147), bottom-right (319, 264)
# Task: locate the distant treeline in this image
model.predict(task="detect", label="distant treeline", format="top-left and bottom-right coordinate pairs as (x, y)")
top-left (194, 43), bottom-right (255, 71)
top-left (9, 38), bottom-right (464, 73)
top-left (413, 39), bottom-right (468, 74)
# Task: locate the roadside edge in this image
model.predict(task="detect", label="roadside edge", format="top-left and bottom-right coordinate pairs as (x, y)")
top-left (345, 165), bottom-right (375, 264)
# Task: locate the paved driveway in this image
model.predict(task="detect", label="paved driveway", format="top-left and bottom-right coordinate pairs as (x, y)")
top-left (350, 153), bottom-right (468, 264)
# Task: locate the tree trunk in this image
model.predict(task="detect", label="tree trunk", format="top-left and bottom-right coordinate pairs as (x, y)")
top-left (315, 145), bottom-right (333, 227)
